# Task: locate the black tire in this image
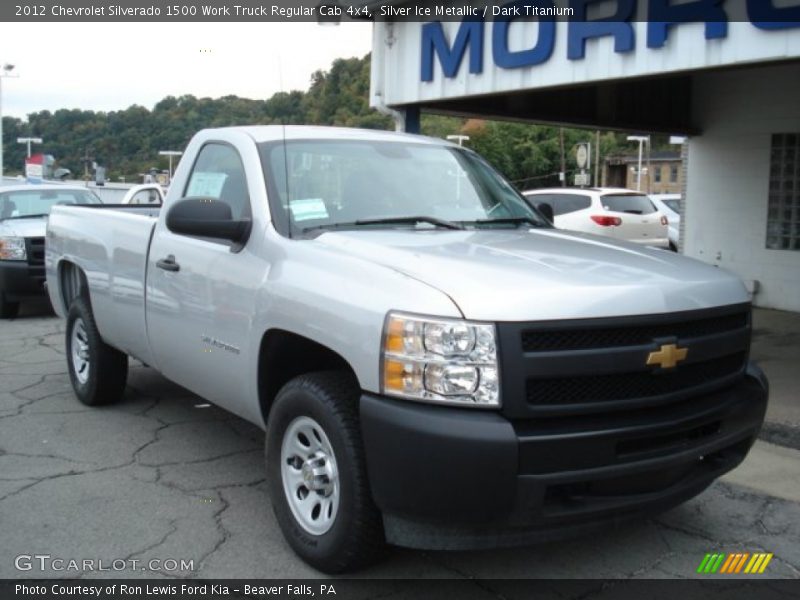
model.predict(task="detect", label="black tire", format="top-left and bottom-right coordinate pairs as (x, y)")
top-left (266, 371), bottom-right (385, 573)
top-left (0, 294), bottom-right (19, 319)
top-left (65, 296), bottom-right (128, 406)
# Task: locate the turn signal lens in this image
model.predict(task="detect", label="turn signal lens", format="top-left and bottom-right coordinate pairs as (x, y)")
top-left (660, 215), bottom-right (669, 226)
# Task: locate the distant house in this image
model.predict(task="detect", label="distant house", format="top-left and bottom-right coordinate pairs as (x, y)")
top-left (602, 150), bottom-right (683, 195)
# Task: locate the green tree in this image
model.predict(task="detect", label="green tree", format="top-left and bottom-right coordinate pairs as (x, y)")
top-left (1, 53), bottom-right (638, 184)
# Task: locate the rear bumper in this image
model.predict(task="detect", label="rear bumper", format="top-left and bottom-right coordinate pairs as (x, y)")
top-left (0, 260), bottom-right (46, 301)
top-left (359, 364), bottom-right (768, 550)
top-left (633, 237), bottom-right (670, 249)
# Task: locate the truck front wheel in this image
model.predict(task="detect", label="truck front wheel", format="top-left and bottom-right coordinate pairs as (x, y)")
top-left (266, 372), bottom-right (385, 573)
top-left (66, 297), bottom-right (128, 406)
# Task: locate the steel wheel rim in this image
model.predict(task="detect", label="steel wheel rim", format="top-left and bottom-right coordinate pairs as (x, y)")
top-left (71, 317), bottom-right (90, 385)
top-left (280, 416), bottom-right (340, 536)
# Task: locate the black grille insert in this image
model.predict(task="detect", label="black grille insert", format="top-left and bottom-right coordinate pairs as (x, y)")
top-left (526, 352), bottom-right (746, 406)
top-left (521, 311), bottom-right (748, 353)
top-left (26, 237), bottom-right (45, 267)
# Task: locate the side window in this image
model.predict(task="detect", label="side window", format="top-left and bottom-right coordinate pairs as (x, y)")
top-left (535, 193), bottom-right (591, 216)
top-left (184, 143), bottom-right (250, 220)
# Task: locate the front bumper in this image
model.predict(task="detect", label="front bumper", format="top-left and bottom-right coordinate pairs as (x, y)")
top-left (359, 364), bottom-right (768, 550)
top-left (0, 260), bottom-right (46, 301)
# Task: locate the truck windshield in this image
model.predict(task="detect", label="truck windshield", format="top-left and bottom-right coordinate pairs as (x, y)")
top-left (259, 140), bottom-right (549, 236)
top-left (0, 189), bottom-right (101, 219)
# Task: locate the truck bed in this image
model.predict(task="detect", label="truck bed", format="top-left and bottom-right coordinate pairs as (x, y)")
top-left (46, 204), bottom-right (160, 364)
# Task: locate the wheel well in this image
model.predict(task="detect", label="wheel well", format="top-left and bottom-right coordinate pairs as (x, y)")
top-left (258, 329), bottom-right (357, 424)
top-left (58, 261), bottom-right (90, 313)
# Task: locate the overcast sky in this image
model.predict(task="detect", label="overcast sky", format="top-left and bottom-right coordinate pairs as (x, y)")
top-left (0, 23), bottom-right (373, 120)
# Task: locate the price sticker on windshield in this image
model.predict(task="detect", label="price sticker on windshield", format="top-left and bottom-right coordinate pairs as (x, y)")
top-left (290, 198), bottom-right (329, 222)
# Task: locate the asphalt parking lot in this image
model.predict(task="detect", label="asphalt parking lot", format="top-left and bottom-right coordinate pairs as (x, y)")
top-left (2, 300), bottom-right (800, 581)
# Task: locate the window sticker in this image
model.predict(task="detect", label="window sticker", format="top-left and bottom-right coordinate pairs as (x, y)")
top-left (186, 172), bottom-right (228, 198)
top-left (289, 198), bottom-right (329, 221)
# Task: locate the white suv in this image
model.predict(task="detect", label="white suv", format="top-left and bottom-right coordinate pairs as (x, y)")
top-left (523, 187), bottom-right (669, 248)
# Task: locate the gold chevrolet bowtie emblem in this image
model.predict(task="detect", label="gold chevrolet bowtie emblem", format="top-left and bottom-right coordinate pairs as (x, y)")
top-left (647, 343), bottom-right (688, 369)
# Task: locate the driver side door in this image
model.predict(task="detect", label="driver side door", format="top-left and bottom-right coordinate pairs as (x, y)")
top-left (145, 142), bottom-right (257, 417)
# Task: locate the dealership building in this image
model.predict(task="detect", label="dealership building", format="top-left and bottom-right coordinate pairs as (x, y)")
top-left (369, 7), bottom-right (800, 312)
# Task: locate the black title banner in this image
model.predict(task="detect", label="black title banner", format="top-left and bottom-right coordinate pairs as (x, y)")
top-left (3, 0), bottom-right (800, 22)
top-left (4, 579), bottom-right (800, 600)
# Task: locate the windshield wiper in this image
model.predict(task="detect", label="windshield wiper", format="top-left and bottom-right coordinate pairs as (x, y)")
top-left (302, 216), bottom-right (464, 233)
top-left (3, 213), bottom-right (49, 220)
top-left (464, 217), bottom-right (545, 228)
top-left (355, 216), bottom-right (464, 230)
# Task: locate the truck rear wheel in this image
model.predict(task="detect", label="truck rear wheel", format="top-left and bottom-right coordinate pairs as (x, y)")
top-left (265, 371), bottom-right (385, 573)
top-left (66, 297), bottom-right (128, 406)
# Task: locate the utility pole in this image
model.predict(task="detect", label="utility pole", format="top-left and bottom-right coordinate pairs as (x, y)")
top-left (626, 135), bottom-right (649, 191)
top-left (82, 148), bottom-right (94, 183)
top-left (0, 63), bottom-right (19, 181)
top-left (158, 150), bottom-right (183, 183)
top-left (559, 128), bottom-right (566, 187)
top-left (594, 130), bottom-right (600, 187)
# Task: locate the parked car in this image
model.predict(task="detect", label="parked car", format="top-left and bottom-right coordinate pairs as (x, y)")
top-left (522, 187), bottom-right (669, 248)
top-left (651, 193), bottom-right (682, 251)
top-left (0, 184), bottom-right (101, 318)
top-left (46, 127), bottom-right (767, 573)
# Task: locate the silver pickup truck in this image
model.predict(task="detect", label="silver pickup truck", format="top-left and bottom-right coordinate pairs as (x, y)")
top-left (46, 126), bottom-right (768, 573)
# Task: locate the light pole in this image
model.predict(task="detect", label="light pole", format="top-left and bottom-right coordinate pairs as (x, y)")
top-left (17, 136), bottom-right (42, 158)
top-left (627, 135), bottom-right (650, 191)
top-left (446, 134), bottom-right (470, 147)
top-left (158, 150), bottom-right (183, 182)
top-left (0, 63), bottom-right (19, 181)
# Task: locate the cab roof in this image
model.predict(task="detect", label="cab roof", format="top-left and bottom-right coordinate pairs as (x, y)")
top-left (205, 125), bottom-right (453, 146)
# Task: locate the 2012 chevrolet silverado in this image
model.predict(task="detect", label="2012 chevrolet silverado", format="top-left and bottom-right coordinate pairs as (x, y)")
top-left (45, 126), bottom-right (768, 573)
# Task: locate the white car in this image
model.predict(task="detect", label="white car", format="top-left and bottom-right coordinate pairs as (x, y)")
top-left (523, 187), bottom-right (669, 248)
top-left (650, 194), bottom-right (681, 251)
top-left (0, 184), bottom-right (102, 317)
top-left (121, 183), bottom-right (165, 205)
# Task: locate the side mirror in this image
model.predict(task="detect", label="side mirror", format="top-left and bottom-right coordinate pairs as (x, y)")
top-left (536, 202), bottom-right (554, 224)
top-left (166, 197), bottom-right (251, 246)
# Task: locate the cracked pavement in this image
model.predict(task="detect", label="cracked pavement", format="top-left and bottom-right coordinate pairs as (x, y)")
top-left (2, 300), bottom-right (799, 581)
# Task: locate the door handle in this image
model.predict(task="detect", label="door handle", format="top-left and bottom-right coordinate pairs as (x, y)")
top-left (156, 255), bottom-right (180, 272)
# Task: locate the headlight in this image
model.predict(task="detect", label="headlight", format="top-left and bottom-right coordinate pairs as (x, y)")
top-left (381, 312), bottom-right (499, 407)
top-left (0, 237), bottom-right (26, 261)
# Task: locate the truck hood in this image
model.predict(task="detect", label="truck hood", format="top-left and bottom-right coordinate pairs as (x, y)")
top-left (0, 217), bottom-right (47, 238)
top-left (314, 229), bottom-right (749, 321)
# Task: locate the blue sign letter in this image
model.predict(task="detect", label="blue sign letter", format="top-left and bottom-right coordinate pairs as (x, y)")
top-left (747, 0), bottom-right (800, 30)
top-left (567, 0), bottom-right (635, 60)
top-left (493, 0), bottom-right (556, 68)
top-left (421, 20), bottom-right (484, 82)
top-left (647, 0), bottom-right (728, 49)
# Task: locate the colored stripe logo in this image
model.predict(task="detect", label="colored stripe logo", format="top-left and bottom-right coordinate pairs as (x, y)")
top-left (697, 552), bottom-right (773, 574)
